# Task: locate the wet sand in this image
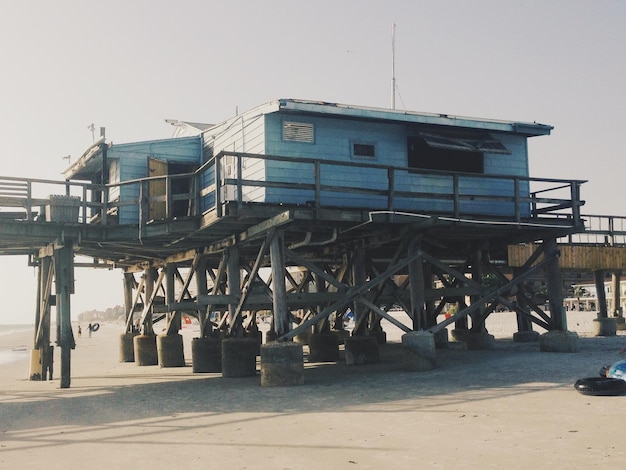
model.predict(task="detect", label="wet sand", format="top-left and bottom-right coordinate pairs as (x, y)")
top-left (1, 313), bottom-right (626, 469)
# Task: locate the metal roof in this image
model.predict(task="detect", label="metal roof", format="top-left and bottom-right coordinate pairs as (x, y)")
top-left (272, 99), bottom-right (553, 136)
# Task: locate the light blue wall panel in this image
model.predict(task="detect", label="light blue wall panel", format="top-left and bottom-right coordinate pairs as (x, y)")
top-left (201, 111), bottom-right (534, 219)
top-left (201, 115), bottom-right (266, 211)
top-left (110, 137), bottom-right (201, 224)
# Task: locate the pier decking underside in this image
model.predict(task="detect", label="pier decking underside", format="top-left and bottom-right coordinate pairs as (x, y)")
top-left (1, 200), bottom-right (589, 387)
top-left (1, 202), bottom-right (579, 327)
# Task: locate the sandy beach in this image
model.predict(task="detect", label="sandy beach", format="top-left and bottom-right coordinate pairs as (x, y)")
top-left (2, 312), bottom-right (626, 469)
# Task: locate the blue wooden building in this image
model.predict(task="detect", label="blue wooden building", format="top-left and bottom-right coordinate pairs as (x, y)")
top-left (64, 135), bottom-right (201, 224)
top-left (199, 99), bottom-right (553, 219)
top-left (64, 99), bottom-right (556, 226)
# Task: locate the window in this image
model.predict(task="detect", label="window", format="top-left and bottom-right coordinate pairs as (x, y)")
top-left (352, 142), bottom-right (376, 159)
top-left (408, 135), bottom-right (484, 173)
top-left (407, 130), bottom-right (509, 174)
top-left (283, 121), bottom-right (314, 143)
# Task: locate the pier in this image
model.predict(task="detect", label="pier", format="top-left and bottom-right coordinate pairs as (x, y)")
top-left (2, 100), bottom-right (625, 388)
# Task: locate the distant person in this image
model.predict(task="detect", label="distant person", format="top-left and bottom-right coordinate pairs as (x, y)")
top-left (77, 325), bottom-right (82, 338)
top-left (88, 323), bottom-right (92, 338)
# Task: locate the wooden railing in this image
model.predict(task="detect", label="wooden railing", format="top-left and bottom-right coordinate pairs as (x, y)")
top-left (560, 215), bottom-right (626, 246)
top-left (0, 152), bottom-right (587, 229)
top-left (202, 151), bottom-right (586, 224)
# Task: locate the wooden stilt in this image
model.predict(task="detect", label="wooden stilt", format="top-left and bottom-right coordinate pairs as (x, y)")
top-left (195, 255), bottom-right (210, 337)
top-left (54, 242), bottom-right (75, 389)
top-left (408, 237), bottom-right (425, 331)
top-left (226, 246), bottom-right (242, 337)
top-left (469, 248), bottom-right (484, 333)
top-left (545, 238), bottom-right (566, 331)
top-left (143, 267), bottom-right (157, 336)
top-left (270, 230), bottom-right (289, 337)
top-left (123, 272), bottom-right (135, 332)
top-left (594, 270), bottom-right (608, 318)
top-left (352, 248), bottom-right (367, 336)
top-left (612, 271), bottom-right (622, 316)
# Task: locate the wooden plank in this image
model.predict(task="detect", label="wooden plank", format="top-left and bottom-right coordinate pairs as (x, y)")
top-left (509, 243), bottom-right (626, 270)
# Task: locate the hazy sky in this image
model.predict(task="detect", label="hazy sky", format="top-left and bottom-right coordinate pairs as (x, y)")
top-left (0, 0), bottom-right (624, 324)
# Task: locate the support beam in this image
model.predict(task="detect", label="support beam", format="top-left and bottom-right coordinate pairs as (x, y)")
top-left (594, 270), bottom-right (608, 318)
top-left (196, 254), bottom-right (210, 337)
top-left (612, 271), bottom-right (622, 316)
top-left (32, 256), bottom-right (53, 381)
top-left (352, 248), bottom-right (367, 336)
top-left (122, 272), bottom-right (135, 333)
top-left (408, 237), bottom-right (425, 330)
top-left (469, 248), bottom-right (485, 333)
top-left (54, 242), bottom-right (75, 389)
top-left (226, 246), bottom-right (242, 337)
top-left (141, 267), bottom-right (158, 336)
top-left (271, 230), bottom-right (290, 337)
top-left (544, 238), bottom-right (566, 330)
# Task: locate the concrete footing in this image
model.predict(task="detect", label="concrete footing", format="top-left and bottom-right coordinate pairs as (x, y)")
top-left (513, 330), bottom-right (540, 343)
top-left (307, 333), bottom-right (340, 362)
top-left (265, 329), bottom-right (277, 343)
top-left (593, 318), bottom-right (617, 337)
top-left (245, 329), bottom-right (263, 355)
top-left (294, 326), bottom-right (312, 345)
top-left (450, 328), bottom-right (470, 342)
top-left (402, 331), bottom-right (437, 371)
top-left (260, 341), bottom-right (304, 387)
top-left (371, 328), bottom-right (387, 345)
top-left (191, 337), bottom-right (222, 373)
top-left (331, 329), bottom-right (350, 343)
top-left (463, 332), bottom-right (496, 350)
top-left (344, 335), bottom-right (379, 365)
top-left (119, 332), bottom-right (138, 362)
top-left (221, 337), bottom-right (258, 377)
top-left (157, 334), bottom-right (185, 367)
top-left (133, 334), bottom-right (158, 366)
top-left (433, 328), bottom-right (449, 349)
top-left (539, 330), bottom-right (580, 353)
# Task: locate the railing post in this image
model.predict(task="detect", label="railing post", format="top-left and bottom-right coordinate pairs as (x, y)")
top-left (215, 153), bottom-right (222, 218)
top-left (139, 180), bottom-right (147, 237)
top-left (571, 181), bottom-right (582, 224)
top-left (453, 174), bottom-right (460, 218)
top-left (314, 161), bottom-right (321, 214)
top-left (101, 185), bottom-right (108, 225)
top-left (387, 168), bottom-right (395, 211)
top-left (192, 173), bottom-right (199, 217)
top-left (236, 154), bottom-right (243, 211)
top-left (166, 175), bottom-right (172, 219)
top-left (26, 180), bottom-right (33, 221)
top-left (514, 178), bottom-right (520, 222)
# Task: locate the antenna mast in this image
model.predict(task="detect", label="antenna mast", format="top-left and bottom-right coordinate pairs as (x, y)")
top-left (391, 22), bottom-right (396, 110)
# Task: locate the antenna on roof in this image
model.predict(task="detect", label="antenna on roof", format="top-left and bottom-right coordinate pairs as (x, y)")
top-left (87, 123), bottom-right (95, 142)
top-left (391, 22), bottom-right (396, 110)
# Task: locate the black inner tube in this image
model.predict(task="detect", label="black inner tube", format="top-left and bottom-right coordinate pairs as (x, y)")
top-left (574, 377), bottom-right (626, 396)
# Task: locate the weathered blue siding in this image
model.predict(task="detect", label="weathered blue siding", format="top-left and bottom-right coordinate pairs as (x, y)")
top-left (109, 137), bottom-right (201, 224)
top-left (195, 100), bottom-right (543, 219)
top-left (261, 113), bottom-right (531, 217)
top-left (200, 113), bottom-right (266, 211)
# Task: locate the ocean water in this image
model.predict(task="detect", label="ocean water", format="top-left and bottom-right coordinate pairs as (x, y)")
top-left (0, 324), bottom-right (32, 365)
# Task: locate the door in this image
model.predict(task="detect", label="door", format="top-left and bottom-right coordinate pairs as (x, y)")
top-left (148, 157), bottom-right (168, 220)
